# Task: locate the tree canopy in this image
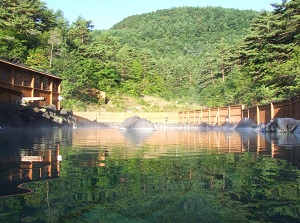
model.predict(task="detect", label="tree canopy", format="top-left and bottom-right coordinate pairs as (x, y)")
top-left (1, 0), bottom-right (300, 110)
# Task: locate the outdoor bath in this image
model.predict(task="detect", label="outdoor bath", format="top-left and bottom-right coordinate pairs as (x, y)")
top-left (1, 127), bottom-right (300, 222)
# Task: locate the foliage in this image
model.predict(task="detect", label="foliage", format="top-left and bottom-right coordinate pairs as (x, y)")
top-left (1, 1), bottom-right (300, 109)
top-left (238, 0), bottom-right (300, 104)
top-left (0, 0), bottom-right (56, 62)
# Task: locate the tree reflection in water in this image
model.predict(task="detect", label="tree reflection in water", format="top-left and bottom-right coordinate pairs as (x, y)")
top-left (1, 128), bottom-right (300, 222)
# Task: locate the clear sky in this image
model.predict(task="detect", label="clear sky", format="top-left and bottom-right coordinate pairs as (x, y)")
top-left (43, 0), bottom-right (280, 30)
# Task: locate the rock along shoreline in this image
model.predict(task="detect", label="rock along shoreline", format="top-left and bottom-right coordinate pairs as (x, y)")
top-left (1, 103), bottom-right (300, 134)
top-left (0, 103), bottom-right (75, 129)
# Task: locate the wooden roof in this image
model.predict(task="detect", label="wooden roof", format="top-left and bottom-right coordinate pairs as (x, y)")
top-left (0, 59), bottom-right (62, 80)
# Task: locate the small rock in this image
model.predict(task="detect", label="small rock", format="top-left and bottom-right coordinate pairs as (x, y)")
top-left (60, 109), bottom-right (68, 116)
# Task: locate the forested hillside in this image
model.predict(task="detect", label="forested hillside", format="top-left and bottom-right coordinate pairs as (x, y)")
top-left (111, 7), bottom-right (256, 57)
top-left (110, 7), bottom-right (258, 107)
top-left (1, 0), bottom-right (300, 111)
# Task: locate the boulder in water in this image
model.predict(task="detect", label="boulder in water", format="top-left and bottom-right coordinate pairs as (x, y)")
top-left (236, 118), bottom-right (258, 129)
top-left (119, 116), bottom-right (156, 131)
top-left (261, 118), bottom-right (300, 132)
top-left (198, 122), bottom-right (213, 130)
top-left (275, 118), bottom-right (300, 132)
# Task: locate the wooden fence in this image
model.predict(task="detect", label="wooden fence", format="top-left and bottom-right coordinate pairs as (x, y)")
top-left (178, 105), bottom-right (243, 125)
top-left (74, 105), bottom-right (244, 125)
top-left (73, 112), bottom-right (179, 124)
top-left (73, 94), bottom-right (300, 125)
top-left (242, 94), bottom-right (300, 124)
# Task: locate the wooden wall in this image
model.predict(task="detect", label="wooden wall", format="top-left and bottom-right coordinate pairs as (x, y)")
top-left (242, 94), bottom-right (300, 124)
top-left (74, 105), bottom-right (244, 125)
top-left (179, 105), bottom-right (243, 125)
top-left (0, 59), bottom-right (61, 108)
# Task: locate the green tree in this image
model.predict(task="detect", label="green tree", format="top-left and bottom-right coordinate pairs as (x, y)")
top-left (239, 0), bottom-right (300, 104)
top-left (25, 48), bottom-right (48, 70)
top-left (0, 0), bottom-right (56, 61)
top-left (67, 16), bottom-right (93, 49)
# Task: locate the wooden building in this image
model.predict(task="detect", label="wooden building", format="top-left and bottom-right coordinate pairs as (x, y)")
top-left (0, 59), bottom-right (62, 109)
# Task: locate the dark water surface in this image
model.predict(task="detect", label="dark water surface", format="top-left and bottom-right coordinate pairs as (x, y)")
top-left (1, 128), bottom-right (300, 223)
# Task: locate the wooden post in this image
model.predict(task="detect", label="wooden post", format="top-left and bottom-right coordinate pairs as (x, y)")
top-left (10, 67), bottom-right (15, 103)
top-left (214, 108), bottom-right (219, 125)
top-left (256, 105), bottom-right (260, 125)
top-left (270, 102), bottom-right (274, 119)
top-left (217, 108), bottom-right (220, 125)
top-left (29, 167), bottom-right (33, 180)
top-left (49, 78), bottom-right (53, 106)
top-left (57, 80), bottom-right (61, 110)
top-left (30, 73), bottom-right (34, 97)
top-left (228, 106), bottom-right (231, 123)
top-left (241, 105), bottom-right (245, 119)
top-left (10, 66), bottom-right (14, 86)
top-left (200, 110), bottom-right (202, 123)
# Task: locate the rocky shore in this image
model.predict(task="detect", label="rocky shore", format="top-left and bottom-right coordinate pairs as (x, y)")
top-left (0, 103), bottom-right (75, 128)
top-left (1, 103), bottom-right (300, 133)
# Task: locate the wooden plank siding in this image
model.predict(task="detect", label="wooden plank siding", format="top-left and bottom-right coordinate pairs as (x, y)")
top-left (74, 105), bottom-right (244, 125)
top-left (243, 93), bottom-right (300, 124)
top-left (74, 94), bottom-right (300, 125)
top-left (178, 105), bottom-right (243, 125)
top-left (258, 104), bottom-right (271, 125)
top-left (0, 59), bottom-right (62, 109)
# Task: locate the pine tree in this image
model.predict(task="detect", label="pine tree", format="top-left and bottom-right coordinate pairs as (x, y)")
top-left (0, 0), bottom-right (55, 61)
top-left (238, 0), bottom-right (300, 103)
top-left (67, 16), bottom-right (93, 50)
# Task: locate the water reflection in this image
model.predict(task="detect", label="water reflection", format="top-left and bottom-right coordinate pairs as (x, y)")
top-left (70, 128), bottom-right (300, 165)
top-left (0, 143), bottom-right (61, 197)
top-left (2, 128), bottom-right (300, 196)
top-left (120, 130), bottom-right (154, 145)
top-left (0, 128), bottom-right (68, 197)
top-left (1, 128), bottom-right (300, 222)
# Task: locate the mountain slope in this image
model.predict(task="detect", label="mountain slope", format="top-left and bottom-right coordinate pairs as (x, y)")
top-left (110, 7), bottom-right (259, 57)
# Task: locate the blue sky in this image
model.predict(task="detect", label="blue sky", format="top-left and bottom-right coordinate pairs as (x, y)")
top-left (44, 0), bottom-right (280, 30)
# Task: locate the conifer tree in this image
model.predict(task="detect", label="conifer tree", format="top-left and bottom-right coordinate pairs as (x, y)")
top-left (238, 0), bottom-right (300, 103)
top-left (0, 0), bottom-right (55, 61)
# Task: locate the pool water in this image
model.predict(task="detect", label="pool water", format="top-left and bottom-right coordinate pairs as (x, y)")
top-left (1, 128), bottom-right (300, 223)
